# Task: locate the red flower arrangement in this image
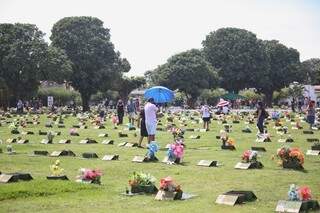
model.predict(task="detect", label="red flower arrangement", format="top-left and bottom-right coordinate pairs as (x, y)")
top-left (159, 177), bottom-right (182, 192)
top-left (277, 147), bottom-right (304, 169)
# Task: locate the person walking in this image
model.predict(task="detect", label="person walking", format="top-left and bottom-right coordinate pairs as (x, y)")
top-left (144, 98), bottom-right (158, 143)
top-left (200, 103), bottom-right (211, 131)
top-left (306, 100), bottom-right (316, 129)
top-left (127, 98), bottom-right (136, 126)
top-left (256, 101), bottom-right (268, 135)
top-left (116, 99), bottom-right (125, 125)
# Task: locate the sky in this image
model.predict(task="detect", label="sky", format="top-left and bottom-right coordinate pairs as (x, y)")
top-left (0, 0), bottom-right (319, 76)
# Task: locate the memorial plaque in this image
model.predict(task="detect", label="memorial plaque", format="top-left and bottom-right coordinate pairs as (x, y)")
top-left (303, 130), bottom-right (314, 134)
top-left (0, 174), bottom-right (16, 183)
top-left (82, 152), bottom-right (98, 158)
top-left (102, 155), bottom-right (119, 161)
top-left (197, 160), bottom-right (217, 167)
top-left (275, 200), bottom-right (302, 213)
top-left (125, 143), bottom-right (138, 147)
top-left (215, 194), bottom-right (239, 206)
top-left (41, 139), bottom-right (51, 144)
top-left (6, 138), bottom-right (16, 143)
top-left (17, 139), bottom-right (29, 144)
top-left (32, 150), bottom-right (49, 156)
top-left (189, 135), bottom-right (200, 139)
top-left (59, 139), bottom-right (71, 144)
top-left (199, 129), bottom-right (207, 132)
top-left (132, 156), bottom-right (147, 163)
top-left (311, 145), bottom-right (320, 151)
top-left (118, 133), bottom-right (128, 137)
top-left (58, 124), bottom-right (65, 128)
top-left (118, 142), bottom-right (127, 147)
top-left (98, 133), bottom-right (108, 137)
top-left (306, 150), bottom-right (320, 156)
top-left (251, 147), bottom-right (266, 152)
top-left (306, 138), bottom-right (319, 143)
top-left (234, 162), bottom-right (251, 170)
top-left (50, 151), bottom-right (61, 157)
top-left (102, 140), bottom-right (114, 145)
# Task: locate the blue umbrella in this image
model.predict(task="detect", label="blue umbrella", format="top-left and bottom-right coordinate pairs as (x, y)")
top-left (144, 86), bottom-right (174, 103)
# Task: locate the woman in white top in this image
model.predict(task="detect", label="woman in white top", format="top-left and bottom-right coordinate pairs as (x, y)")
top-left (200, 103), bottom-right (211, 131)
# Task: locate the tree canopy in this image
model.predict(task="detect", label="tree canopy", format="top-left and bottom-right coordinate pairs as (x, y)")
top-left (145, 49), bottom-right (219, 106)
top-left (255, 40), bottom-right (301, 105)
top-left (50, 16), bottom-right (130, 111)
top-left (301, 58), bottom-right (320, 85)
top-left (202, 28), bottom-right (268, 92)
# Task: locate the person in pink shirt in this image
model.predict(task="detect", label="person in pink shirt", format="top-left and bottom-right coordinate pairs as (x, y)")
top-left (144, 98), bottom-right (158, 143)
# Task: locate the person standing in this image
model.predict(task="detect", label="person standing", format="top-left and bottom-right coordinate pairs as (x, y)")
top-left (200, 103), bottom-right (211, 131)
top-left (306, 101), bottom-right (316, 129)
top-left (116, 99), bottom-right (125, 125)
top-left (127, 98), bottom-right (136, 126)
top-left (144, 98), bottom-right (158, 143)
top-left (137, 108), bottom-right (148, 148)
top-left (17, 99), bottom-right (23, 114)
top-left (256, 101), bottom-right (268, 135)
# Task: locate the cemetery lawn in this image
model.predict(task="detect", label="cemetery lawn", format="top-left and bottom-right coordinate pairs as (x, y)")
top-left (0, 114), bottom-right (320, 213)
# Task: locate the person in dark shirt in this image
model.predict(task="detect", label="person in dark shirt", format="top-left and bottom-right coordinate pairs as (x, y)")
top-left (137, 108), bottom-right (148, 148)
top-left (116, 99), bottom-right (124, 125)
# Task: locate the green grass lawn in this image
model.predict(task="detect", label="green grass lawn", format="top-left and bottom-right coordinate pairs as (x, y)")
top-left (0, 112), bottom-right (319, 213)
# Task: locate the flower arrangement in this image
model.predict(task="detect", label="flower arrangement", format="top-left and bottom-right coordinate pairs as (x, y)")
top-left (9, 122), bottom-right (19, 134)
top-left (146, 141), bottom-right (159, 160)
top-left (170, 127), bottom-right (184, 139)
top-left (128, 172), bottom-right (157, 194)
top-left (69, 128), bottom-right (79, 136)
top-left (242, 150), bottom-right (258, 163)
top-left (77, 168), bottom-right (102, 184)
top-left (288, 184), bottom-right (312, 201)
top-left (159, 176), bottom-right (182, 193)
top-left (129, 172), bottom-right (156, 187)
top-left (277, 147), bottom-right (304, 169)
top-left (111, 115), bottom-right (118, 126)
top-left (50, 160), bottom-right (64, 176)
top-left (167, 139), bottom-right (184, 164)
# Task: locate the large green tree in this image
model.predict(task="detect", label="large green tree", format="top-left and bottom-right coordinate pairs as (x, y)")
top-left (146, 49), bottom-right (219, 106)
top-left (0, 23), bottom-right (72, 106)
top-left (202, 28), bottom-right (268, 92)
top-left (301, 58), bottom-right (320, 84)
top-left (255, 40), bottom-right (301, 105)
top-left (50, 16), bottom-right (129, 111)
top-left (0, 23), bottom-right (46, 101)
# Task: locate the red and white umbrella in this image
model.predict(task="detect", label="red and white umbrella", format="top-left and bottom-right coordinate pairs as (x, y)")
top-left (216, 99), bottom-right (230, 107)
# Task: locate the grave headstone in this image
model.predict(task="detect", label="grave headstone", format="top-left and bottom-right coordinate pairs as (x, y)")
top-left (50, 150), bottom-right (76, 157)
top-left (102, 155), bottom-right (119, 161)
top-left (197, 160), bottom-right (217, 167)
top-left (102, 140), bottom-right (114, 145)
top-left (306, 150), bottom-right (320, 156)
top-left (17, 139), bottom-right (29, 144)
top-left (251, 147), bottom-right (266, 152)
top-left (98, 133), bottom-right (108, 137)
top-left (132, 156), bottom-right (147, 163)
top-left (32, 150), bottom-right (49, 156)
top-left (58, 139), bottom-right (71, 144)
top-left (82, 152), bottom-right (99, 158)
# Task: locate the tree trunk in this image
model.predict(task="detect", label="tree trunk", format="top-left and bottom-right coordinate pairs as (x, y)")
top-left (81, 93), bottom-right (90, 112)
top-left (265, 92), bottom-right (273, 107)
top-left (187, 95), bottom-right (197, 108)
